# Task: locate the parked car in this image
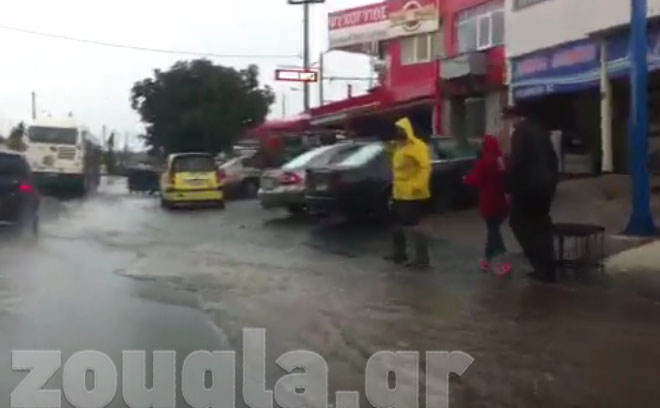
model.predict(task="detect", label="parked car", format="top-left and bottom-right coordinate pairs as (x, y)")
top-left (160, 153), bottom-right (224, 209)
top-left (259, 143), bottom-right (362, 213)
top-left (218, 155), bottom-right (263, 198)
top-left (0, 150), bottom-right (40, 238)
top-left (305, 138), bottom-right (478, 219)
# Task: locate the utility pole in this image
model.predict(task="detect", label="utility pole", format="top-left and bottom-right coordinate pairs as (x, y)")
top-left (319, 52), bottom-right (325, 107)
top-left (600, 39), bottom-right (614, 173)
top-left (303, 1), bottom-right (311, 111)
top-left (31, 91), bottom-right (37, 120)
top-left (625, 0), bottom-right (657, 235)
top-left (282, 93), bottom-right (287, 118)
top-left (102, 125), bottom-right (107, 150)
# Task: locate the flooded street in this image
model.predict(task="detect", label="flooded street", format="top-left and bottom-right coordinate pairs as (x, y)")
top-left (1, 177), bottom-right (660, 407)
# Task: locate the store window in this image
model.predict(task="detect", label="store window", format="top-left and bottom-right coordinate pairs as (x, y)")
top-left (457, 19), bottom-right (477, 53)
top-left (401, 36), bottom-right (416, 64)
top-left (456, 0), bottom-right (504, 53)
top-left (477, 15), bottom-right (491, 49)
top-left (401, 33), bottom-right (441, 65)
top-left (491, 10), bottom-right (504, 45)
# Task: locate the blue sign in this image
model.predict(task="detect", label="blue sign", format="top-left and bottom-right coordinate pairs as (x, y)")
top-left (511, 39), bottom-right (601, 100)
top-left (607, 25), bottom-right (660, 78)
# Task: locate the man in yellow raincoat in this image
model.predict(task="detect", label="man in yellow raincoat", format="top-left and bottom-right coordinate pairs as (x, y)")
top-left (386, 117), bottom-right (432, 269)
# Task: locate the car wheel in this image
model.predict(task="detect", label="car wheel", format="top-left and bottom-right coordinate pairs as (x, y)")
top-left (242, 179), bottom-right (259, 199)
top-left (160, 198), bottom-right (171, 209)
top-left (216, 200), bottom-right (226, 210)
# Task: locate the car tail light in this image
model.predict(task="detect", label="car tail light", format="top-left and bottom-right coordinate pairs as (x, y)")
top-left (279, 172), bottom-right (303, 186)
top-left (18, 182), bottom-right (33, 193)
top-left (216, 169), bottom-right (226, 184)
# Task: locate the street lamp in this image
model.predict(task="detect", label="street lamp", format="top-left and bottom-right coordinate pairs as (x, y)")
top-left (624, 0), bottom-right (657, 235)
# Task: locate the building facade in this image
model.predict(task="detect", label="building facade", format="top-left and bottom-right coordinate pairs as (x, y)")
top-left (315, 0), bottom-right (443, 136)
top-left (313, 0), bottom-right (508, 142)
top-left (440, 0), bottom-right (507, 140)
top-left (507, 0), bottom-right (660, 58)
top-left (507, 0), bottom-right (660, 174)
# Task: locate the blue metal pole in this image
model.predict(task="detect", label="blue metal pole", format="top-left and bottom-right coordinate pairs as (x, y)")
top-left (624, 0), bottom-right (657, 236)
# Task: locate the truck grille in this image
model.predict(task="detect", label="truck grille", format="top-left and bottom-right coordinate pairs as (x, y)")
top-left (57, 147), bottom-right (76, 160)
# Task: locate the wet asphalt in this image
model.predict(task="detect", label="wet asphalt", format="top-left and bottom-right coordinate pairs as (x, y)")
top-left (1, 177), bottom-right (660, 407)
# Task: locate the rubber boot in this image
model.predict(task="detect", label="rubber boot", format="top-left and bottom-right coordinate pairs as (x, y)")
top-left (409, 230), bottom-right (430, 270)
top-left (386, 228), bottom-right (408, 264)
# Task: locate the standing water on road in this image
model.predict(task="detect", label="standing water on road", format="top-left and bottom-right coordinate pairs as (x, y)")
top-left (1, 178), bottom-right (658, 407)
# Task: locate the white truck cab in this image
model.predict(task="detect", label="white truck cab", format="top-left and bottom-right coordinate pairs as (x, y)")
top-left (24, 116), bottom-right (92, 193)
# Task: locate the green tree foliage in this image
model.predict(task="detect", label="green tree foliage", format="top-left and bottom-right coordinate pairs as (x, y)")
top-left (130, 60), bottom-right (274, 155)
top-left (7, 122), bottom-right (27, 152)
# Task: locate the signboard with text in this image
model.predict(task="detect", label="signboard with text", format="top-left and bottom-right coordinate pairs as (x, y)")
top-left (275, 69), bottom-right (319, 83)
top-left (511, 25), bottom-right (660, 100)
top-left (328, 0), bottom-right (439, 51)
top-left (607, 25), bottom-right (660, 77)
top-left (511, 39), bottom-right (600, 100)
top-left (387, 0), bottom-right (439, 40)
top-left (328, 2), bottom-right (389, 50)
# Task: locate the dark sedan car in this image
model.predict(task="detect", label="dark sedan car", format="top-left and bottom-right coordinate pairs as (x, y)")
top-left (305, 138), bottom-right (478, 219)
top-left (0, 150), bottom-right (40, 238)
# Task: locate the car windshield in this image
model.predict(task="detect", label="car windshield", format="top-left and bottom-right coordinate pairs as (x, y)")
top-left (172, 156), bottom-right (216, 172)
top-left (282, 145), bottom-right (336, 169)
top-left (220, 157), bottom-right (242, 169)
top-left (28, 126), bottom-right (78, 145)
top-left (431, 138), bottom-right (479, 159)
top-left (338, 143), bottom-right (385, 167)
top-left (0, 153), bottom-right (26, 176)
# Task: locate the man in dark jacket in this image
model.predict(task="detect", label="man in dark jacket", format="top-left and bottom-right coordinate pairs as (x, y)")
top-left (503, 106), bottom-right (559, 282)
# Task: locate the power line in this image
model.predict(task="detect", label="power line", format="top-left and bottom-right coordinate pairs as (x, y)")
top-left (0, 24), bottom-right (301, 60)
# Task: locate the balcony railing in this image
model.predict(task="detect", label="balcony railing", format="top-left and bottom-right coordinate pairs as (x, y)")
top-left (440, 52), bottom-right (488, 80)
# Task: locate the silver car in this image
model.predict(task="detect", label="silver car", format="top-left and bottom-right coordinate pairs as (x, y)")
top-left (259, 143), bottom-right (360, 213)
top-left (218, 155), bottom-right (263, 198)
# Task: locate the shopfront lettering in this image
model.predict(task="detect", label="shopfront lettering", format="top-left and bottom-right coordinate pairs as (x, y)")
top-left (515, 57), bottom-right (549, 78)
top-left (551, 44), bottom-right (597, 69)
top-left (329, 5), bottom-right (388, 30)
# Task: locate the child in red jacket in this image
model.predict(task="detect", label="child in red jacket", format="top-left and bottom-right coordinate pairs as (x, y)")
top-left (464, 135), bottom-right (512, 277)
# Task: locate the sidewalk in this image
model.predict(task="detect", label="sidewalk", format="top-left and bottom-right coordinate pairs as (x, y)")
top-left (426, 174), bottom-right (660, 259)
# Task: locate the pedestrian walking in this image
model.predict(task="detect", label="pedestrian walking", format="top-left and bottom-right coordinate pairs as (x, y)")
top-left (385, 117), bottom-right (432, 270)
top-left (503, 106), bottom-right (559, 283)
top-left (463, 134), bottom-right (512, 277)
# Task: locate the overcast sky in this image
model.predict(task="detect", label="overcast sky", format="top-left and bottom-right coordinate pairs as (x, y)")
top-left (0, 0), bottom-right (375, 143)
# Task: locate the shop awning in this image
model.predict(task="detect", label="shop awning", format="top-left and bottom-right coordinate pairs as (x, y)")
top-left (244, 114), bottom-right (311, 139)
top-left (309, 89), bottom-right (391, 126)
top-left (510, 39), bottom-right (601, 101)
